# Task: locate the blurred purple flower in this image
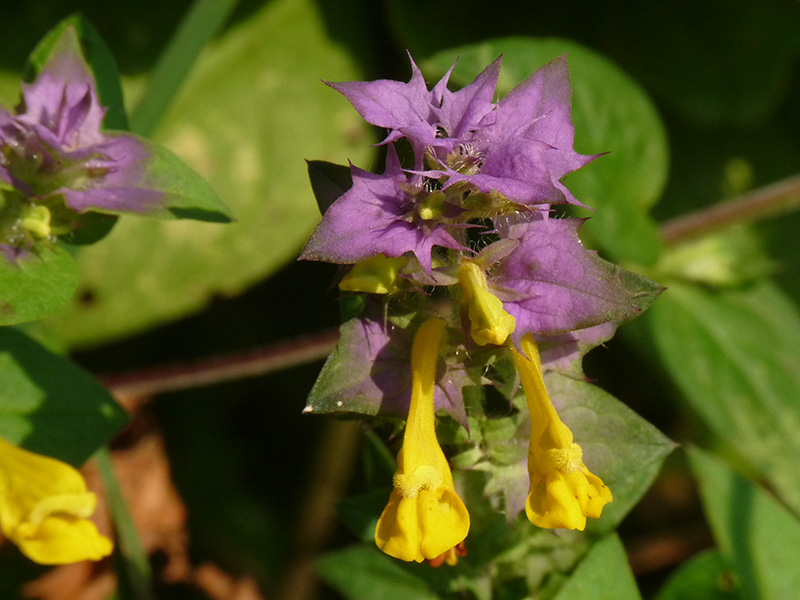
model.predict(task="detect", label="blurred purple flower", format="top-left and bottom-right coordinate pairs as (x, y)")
top-left (0, 31), bottom-right (163, 216)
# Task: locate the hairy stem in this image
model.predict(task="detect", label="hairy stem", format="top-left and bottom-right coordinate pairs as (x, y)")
top-left (99, 328), bottom-right (339, 400)
top-left (660, 173), bottom-right (800, 246)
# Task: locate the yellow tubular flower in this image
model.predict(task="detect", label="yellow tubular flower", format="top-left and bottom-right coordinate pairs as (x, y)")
top-left (0, 437), bottom-right (113, 564)
top-left (511, 335), bottom-right (612, 531)
top-left (458, 260), bottom-right (516, 346)
top-left (375, 319), bottom-right (470, 562)
top-left (338, 254), bottom-right (408, 294)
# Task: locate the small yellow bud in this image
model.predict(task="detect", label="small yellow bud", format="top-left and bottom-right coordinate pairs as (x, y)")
top-left (339, 254), bottom-right (408, 294)
top-left (21, 205), bottom-right (52, 239)
top-left (417, 192), bottom-right (446, 221)
top-left (458, 261), bottom-right (516, 346)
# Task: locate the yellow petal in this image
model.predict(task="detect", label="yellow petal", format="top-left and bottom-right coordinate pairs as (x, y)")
top-left (526, 471), bottom-right (588, 531)
top-left (0, 437), bottom-right (113, 564)
top-left (15, 513), bottom-right (113, 565)
top-left (375, 487), bottom-right (470, 562)
top-left (396, 320), bottom-right (452, 482)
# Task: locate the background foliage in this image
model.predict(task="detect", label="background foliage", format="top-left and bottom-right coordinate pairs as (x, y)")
top-left (2, 0), bottom-right (800, 598)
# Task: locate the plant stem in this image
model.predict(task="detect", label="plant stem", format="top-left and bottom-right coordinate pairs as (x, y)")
top-left (99, 328), bottom-right (338, 399)
top-left (95, 447), bottom-right (154, 600)
top-left (660, 173), bottom-right (800, 246)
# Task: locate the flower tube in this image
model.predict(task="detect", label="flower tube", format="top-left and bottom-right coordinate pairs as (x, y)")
top-left (512, 335), bottom-right (612, 530)
top-left (374, 319), bottom-right (470, 561)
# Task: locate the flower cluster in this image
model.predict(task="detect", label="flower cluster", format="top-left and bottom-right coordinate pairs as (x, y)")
top-left (302, 55), bottom-right (661, 563)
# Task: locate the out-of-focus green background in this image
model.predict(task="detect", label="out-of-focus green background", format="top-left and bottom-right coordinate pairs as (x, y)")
top-left (2, 0), bottom-right (800, 598)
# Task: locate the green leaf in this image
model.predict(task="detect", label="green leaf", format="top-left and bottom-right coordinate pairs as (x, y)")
top-left (0, 328), bottom-right (127, 466)
top-left (40, 0), bottom-right (372, 347)
top-left (553, 534), bottom-right (641, 600)
top-left (336, 490), bottom-right (389, 543)
top-left (609, 1), bottom-right (800, 127)
top-left (655, 549), bottom-right (742, 600)
top-left (316, 545), bottom-right (439, 600)
top-left (0, 245), bottom-right (78, 326)
top-left (648, 282), bottom-right (800, 514)
top-left (688, 447), bottom-right (800, 600)
top-left (423, 37), bottom-right (668, 264)
top-left (96, 448), bottom-right (153, 600)
top-left (25, 14), bottom-right (129, 131)
top-left (139, 140), bottom-right (233, 222)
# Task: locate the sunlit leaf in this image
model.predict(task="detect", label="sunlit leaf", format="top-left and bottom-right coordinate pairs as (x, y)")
top-left (40, 0), bottom-right (372, 347)
top-left (649, 282), bottom-right (800, 514)
top-left (688, 447), bottom-right (800, 600)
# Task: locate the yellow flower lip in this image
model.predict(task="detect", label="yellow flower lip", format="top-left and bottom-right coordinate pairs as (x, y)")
top-left (374, 319), bottom-right (470, 562)
top-left (0, 437), bottom-right (113, 565)
top-left (512, 334), bottom-right (612, 531)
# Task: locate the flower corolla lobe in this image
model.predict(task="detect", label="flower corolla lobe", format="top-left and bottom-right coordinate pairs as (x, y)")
top-left (0, 436), bottom-right (112, 564)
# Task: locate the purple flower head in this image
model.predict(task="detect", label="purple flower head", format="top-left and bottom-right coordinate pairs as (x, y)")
top-left (433, 56), bottom-right (596, 207)
top-left (329, 54), bottom-right (593, 208)
top-left (300, 145), bottom-right (466, 273)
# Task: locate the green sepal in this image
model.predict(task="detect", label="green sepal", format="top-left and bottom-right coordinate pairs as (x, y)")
top-left (0, 244), bottom-right (78, 326)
